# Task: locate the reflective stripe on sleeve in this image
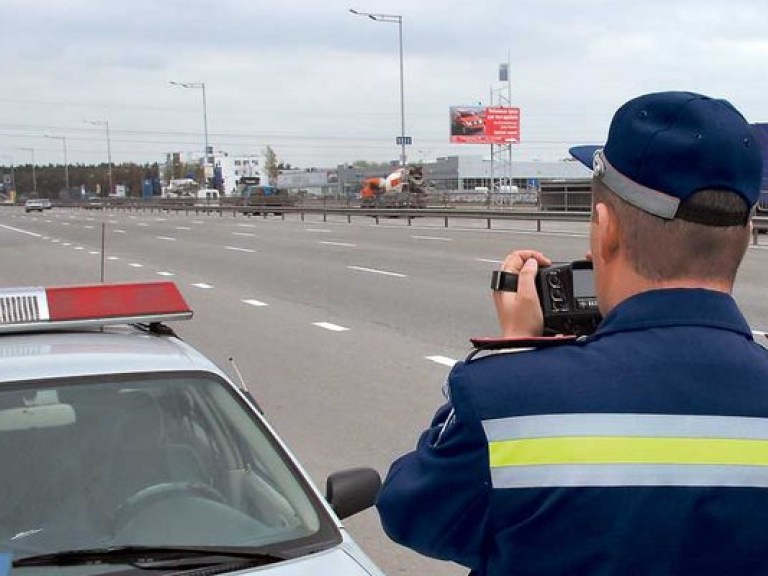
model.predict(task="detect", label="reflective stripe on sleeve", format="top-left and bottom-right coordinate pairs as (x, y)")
top-left (482, 413), bottom-right (768, 489)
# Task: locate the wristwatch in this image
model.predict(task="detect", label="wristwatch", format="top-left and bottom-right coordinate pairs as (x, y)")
top-left (490, 270), bottom-right (519, 292)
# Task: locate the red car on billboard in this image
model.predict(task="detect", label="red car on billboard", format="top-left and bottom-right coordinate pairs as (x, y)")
top-left (451, 109), bottom-right (485, 135)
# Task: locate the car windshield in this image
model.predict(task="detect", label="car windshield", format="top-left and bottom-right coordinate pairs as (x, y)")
top-left (0, 372), bottom-right (339, 566)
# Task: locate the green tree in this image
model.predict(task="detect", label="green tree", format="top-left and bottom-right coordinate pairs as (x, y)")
top-left (263, 146), bottom-right (279, 186)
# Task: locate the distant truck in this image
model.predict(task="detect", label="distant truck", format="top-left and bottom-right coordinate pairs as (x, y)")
top-left (359, 165), bottom-right (428, 209)
top-left (237, 184), bottom-right (297, 215)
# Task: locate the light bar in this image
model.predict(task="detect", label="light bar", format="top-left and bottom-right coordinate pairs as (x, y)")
top-left (0, 282), bottom-right (192, 333)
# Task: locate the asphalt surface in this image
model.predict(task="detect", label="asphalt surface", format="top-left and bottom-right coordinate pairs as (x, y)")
top-left (3, 206), bottom-right (768, 575)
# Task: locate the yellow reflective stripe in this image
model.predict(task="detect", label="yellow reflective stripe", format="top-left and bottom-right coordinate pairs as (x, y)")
top-left (489, 437), bottom-right (768, 468)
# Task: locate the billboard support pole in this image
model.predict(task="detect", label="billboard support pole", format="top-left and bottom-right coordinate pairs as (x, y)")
top-left (488, 87), bottom-right (494, 208)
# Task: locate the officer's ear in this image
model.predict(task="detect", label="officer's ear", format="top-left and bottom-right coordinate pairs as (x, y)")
top-left (593, 201), bottom-right (621, 264)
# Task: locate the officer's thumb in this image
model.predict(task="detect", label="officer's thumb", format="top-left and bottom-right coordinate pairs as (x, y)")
top-left (518, 258), bottom-right (539, 298)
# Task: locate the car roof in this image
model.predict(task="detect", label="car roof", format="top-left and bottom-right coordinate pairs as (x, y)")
top-left (0, 327), bottom-right (226, 383)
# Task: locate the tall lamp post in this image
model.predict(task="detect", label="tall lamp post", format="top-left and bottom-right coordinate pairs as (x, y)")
top-left (349, 9), bottom-right (407, 166)
top-left (170, 81), bottom-right (209, 185)
top-left (44, 134), bottom-right (69, 191)
top-left (85, 120), bottom-right (113, 197)
top-left (17, 147), bottom-right (37, 195)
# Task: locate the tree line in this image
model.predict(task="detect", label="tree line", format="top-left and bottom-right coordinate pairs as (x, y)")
top-left (1, 162), bottom-right (162, 199)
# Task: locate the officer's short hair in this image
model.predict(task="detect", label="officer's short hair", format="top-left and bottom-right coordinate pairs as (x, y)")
top-left (592, 177), bottom-right (751, 283)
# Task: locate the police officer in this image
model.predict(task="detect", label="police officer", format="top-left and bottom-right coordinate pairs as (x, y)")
top-left (376, 91), bottom-right (768, 575)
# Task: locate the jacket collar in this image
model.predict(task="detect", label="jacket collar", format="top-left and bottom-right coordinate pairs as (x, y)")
top-left (592, 288), bottom-right (753, 340)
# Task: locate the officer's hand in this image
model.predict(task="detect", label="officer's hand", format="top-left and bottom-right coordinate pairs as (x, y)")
top-left (493, 250), bottom-right (551, 338)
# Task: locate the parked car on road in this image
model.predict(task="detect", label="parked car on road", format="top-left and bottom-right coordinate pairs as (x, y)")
top-left (0, 281), bottom-right (385, 576)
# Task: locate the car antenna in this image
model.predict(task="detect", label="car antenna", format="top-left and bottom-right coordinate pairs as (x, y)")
top-left (229, 357), bottom-right (248, 392)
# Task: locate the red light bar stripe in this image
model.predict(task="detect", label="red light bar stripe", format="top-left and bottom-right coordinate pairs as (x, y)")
top-left (46, 282), bottom-right (191, 321)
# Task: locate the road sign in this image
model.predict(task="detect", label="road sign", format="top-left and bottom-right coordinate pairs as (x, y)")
top-left (396, 136), bottom-right (412, 145)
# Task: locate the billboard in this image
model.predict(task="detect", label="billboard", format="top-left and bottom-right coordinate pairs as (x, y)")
top-left (450, 105), bottom-right (520, 144)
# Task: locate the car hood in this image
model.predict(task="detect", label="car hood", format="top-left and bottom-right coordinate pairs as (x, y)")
top-left (225, 541), bottom-right (383, 575)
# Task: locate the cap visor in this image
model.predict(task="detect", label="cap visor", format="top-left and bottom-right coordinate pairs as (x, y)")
top-left (569, 145), bottom-right (602, 169)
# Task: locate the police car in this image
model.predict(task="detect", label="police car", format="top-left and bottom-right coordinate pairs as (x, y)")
top-left (0, 282), bottom-right (385, 575)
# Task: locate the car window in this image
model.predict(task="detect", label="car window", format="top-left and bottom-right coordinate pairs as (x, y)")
top-left (0, 372), bottom-right (339, 562)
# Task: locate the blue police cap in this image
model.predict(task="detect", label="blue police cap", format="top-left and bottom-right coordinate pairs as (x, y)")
top-left (570, 92), bottom-right (763, 224)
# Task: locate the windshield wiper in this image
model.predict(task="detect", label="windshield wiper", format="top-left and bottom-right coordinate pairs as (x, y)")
top-left (13, 545), bottom-right (287, 570)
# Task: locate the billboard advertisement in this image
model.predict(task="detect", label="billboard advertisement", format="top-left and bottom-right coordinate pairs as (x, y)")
top-left (450, 105), bottom-right (520, 144)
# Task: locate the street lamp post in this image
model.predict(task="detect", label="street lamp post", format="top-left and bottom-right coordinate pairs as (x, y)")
top-left (349, 9), bottom-right (407, 166)
top-left (170, 81), bottom-right (209, 186)
top-left (85, 120), bottom-right (113, 197)
top-left (17, 147), bottom-right (37, 194)
top-left (44, 134), bottom-right (69, 191)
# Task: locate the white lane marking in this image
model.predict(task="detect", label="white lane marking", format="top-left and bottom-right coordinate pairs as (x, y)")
top-left (89, 251), bottom-right (100, 255)
top-left (114, 229), bottom-right (126, 234)
top-left (237, 223), bottom-right (256, 228)
top-left (156, 236), bottom-right (176, 241)
top-left (225, 246), bottom-right (255, 253)
top-left (412, 235), bottom-right (451, 242)
top-left (137, 223), bottom-right (149, 227)
top-left (108, 220), bottom-right (119, 224)
top-left (321, 241), bottom-right (357, 247)
top-left (84, 225), bottom-right (94, 229)
top-left (108, 256), bottom-right (120, 261)
top-left (42, 236), bottom-right (49, 240)
top-left (51, 239), bottom-right (60, 243)
top-left (74, 246), bottom-right (84, 250)
top-left (306, 228), bottom-right (332, 233)
top-left (426, 355), bottom-right (458, 367)
top-left (348, 265), bottom-right (406, 278)
top-left (232, 232), bottom-right (255, 237)
top-left (192, 221), bottom-right (205, 224)
top-left (155, 218), bottom-right (167, 222)
top-left (176, 226), bottom-right (191, 230)
top-left (193, 283), bottom-right (213, 289)
top-left (313, 322), bottom-right (349, 332)
top-left (157, 271), bottom-right (175, 277)
top-left (0, 224), bottom-right (42, 237)
top-left (477, 258), bottom-right (504, 264)
top-left (129, 263), bottom-right (143, 268)
top-left (243, 299), bottom-right (268, 307)
top-left (62, 242), bottom-right (72, 246)
top-left (61, 222), bottom-right (70, 226)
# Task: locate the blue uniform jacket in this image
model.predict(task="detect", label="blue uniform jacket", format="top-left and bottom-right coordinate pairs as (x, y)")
top-left (376, 289), bottom-right (768, 575)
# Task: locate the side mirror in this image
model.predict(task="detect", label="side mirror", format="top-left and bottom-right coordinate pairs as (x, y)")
top-left (326, 467), bottom-right (381, 520)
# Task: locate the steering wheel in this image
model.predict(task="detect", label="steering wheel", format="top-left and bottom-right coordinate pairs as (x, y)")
top-left (115, 481), bottom-right (226, 527)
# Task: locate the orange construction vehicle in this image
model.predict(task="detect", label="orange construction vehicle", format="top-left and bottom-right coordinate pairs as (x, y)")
top-left (359, 166), bottom-right (428, 209)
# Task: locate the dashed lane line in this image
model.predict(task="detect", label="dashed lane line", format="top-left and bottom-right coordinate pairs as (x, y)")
top-left (243, 299), bottom-right (268, 307)
top-left (192, 283), bottom-right (214, 289)
top-left (129, 263), bottom-right (144, 268)
top-left (426, 355), bottom-right (458, 367)
top-left (320, 241), bottom-right (356, 247)
top-left (412, 235), bottom-right (451, 242)
top-left (157, 271), bottom-right (175, 277)
top-left (476, 258), bottom-right (504, 264)
top-left (225, 246), bottom-right (255, 253)
top-left (232, 232), bottom-right (255, 237)
top-left (156, 236), bottom-right (176, 241)
top-left (313, 322), bottom-right (349, 332)
top-left (305, 228), bottom-right (333, 233)
top-left (348, 265), bottom-right (407, 278)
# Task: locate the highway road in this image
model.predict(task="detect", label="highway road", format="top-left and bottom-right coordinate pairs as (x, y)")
top-left (3, 206), bottom-right (768, 575)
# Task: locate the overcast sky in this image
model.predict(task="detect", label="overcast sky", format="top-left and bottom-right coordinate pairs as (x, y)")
top-left (0, 0), bottom-right (766, 169)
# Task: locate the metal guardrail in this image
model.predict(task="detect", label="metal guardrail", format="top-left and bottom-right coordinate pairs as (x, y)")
top-left (15, 201), bottom-right (768, 245)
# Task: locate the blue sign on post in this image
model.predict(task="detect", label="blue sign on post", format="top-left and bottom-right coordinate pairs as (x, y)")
top-left (0, 552), bottom-right (11, 576)
top-left (396, 136), bottom-right (412, 145)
